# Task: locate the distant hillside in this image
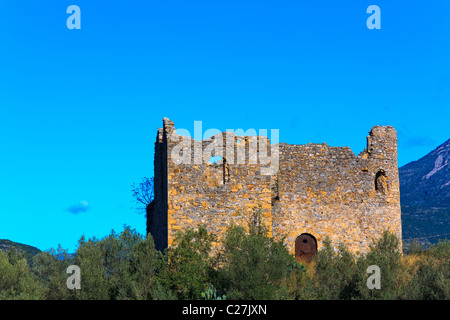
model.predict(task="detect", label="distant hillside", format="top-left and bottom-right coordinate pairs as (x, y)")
top-left (399, 139), bottom-right (450, 247)
top-left (0, 239), bottom-right (42, 263)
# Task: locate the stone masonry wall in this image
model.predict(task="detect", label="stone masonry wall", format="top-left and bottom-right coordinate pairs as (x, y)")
top-left (148, 119), bottom-right (402, 255)
top-left (272, 125), bottom-right (402, 254)
top-left (147, 126), bottom-right (169, 251)
top-left (149, 118), bottom-right (275, 251)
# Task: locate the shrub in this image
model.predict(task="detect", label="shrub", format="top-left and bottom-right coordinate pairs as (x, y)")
top-left (311, 237), bottom-right (359, 299)
top-left (354, 231), bottom-right (404, 300)
top-left (32, 245), bottom-right (73, 300)
top-left (216, 223), bottom-right (297, 300)
top-left (159, 226), bottom-right (217, 300)
top-left (0, 248), bottom-right (45, 300)
top-left (69, 225), bottom-right (161, 300)
top-left (402, 240), bottom-right (450, 300)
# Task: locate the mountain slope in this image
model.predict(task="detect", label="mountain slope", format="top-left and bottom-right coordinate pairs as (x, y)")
top-left (0, 239), bottom-right (42, 263)
top-left (399, 139), bottom-right (450, 246)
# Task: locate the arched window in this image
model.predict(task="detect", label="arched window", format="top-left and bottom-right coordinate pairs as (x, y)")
top-left (375, 170), bottom-right (388, 195)
top-left (208, 156), bottom-right (222, 164)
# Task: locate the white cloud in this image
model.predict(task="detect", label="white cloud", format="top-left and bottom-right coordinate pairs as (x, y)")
top-left (67, 200), bottom-right (89, 215)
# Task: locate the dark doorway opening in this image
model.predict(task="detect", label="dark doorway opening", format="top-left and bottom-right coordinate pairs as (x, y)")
top-left (295, 233), bottom-right (317, 263)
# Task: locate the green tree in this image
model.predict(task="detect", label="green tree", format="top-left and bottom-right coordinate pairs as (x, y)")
top-left (311, 237), bottom-right (359, 299)
top-left (32, 244), bottom-right (74, 300)
top-left (0, 248), bottom-right (45, 300)
top-left (73, 235), bottom-right (109, 299)
top-left (159, 226), bottom-right (216, 300)
top-left (100, 226), bottom-right (161, 299)
top-left (355, 231), bottom-right (403, 300)
top-left (217, 221), bottom-right (296, 300)
top-left (402, 240), bottom-right (450, 300)
top-left (71, 225), bottom-right (161, 300)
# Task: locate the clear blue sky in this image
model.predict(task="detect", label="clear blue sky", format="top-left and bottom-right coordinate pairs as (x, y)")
top-left (1, 1), bottom-right (449, 252)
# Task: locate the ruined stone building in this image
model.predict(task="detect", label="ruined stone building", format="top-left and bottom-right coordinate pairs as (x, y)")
top-left (147, 118), bottom-right (402, 260)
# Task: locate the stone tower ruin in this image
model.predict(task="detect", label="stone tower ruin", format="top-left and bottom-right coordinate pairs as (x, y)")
top-left (147, 118), bottom-right (402, 258)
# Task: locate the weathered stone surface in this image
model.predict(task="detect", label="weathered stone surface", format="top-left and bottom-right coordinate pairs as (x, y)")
top-left (148, 118), bottom-right (402, 255)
